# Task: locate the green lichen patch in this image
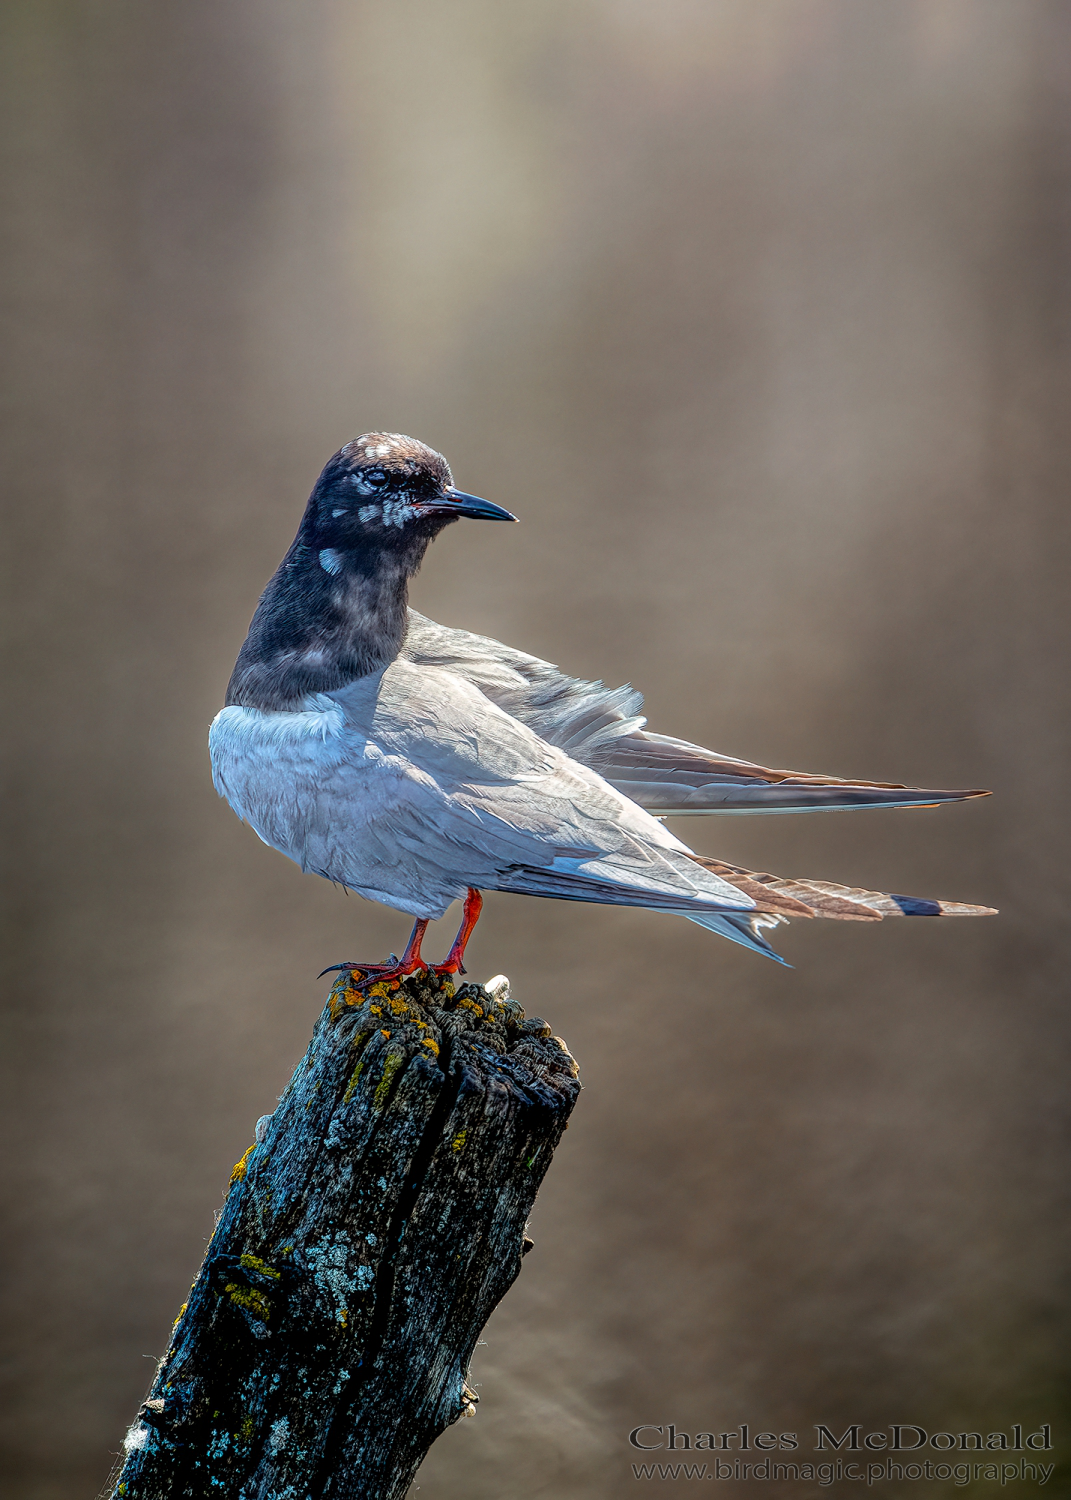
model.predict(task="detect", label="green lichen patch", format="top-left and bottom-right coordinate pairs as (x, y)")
top-left (224, 1283), bottom-right (272, 1323)
top-left (341, 1031), bottom-right (374, 1103)
top-left (374, 1049), bottom-right (406, 1110)
top-left (239, 1252), bottom-right (280, 1282)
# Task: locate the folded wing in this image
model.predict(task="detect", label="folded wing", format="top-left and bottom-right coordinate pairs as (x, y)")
top-left (325, 658), bottom-right (761, 921)
top-left (403, 611), bottom-right (988, 814)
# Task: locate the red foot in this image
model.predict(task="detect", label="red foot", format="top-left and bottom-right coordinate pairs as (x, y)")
top-left (318, 918), bottom-right (429, 991)
top-left (318, 890), bottom-right (484, 990)
top-left (430, 890), bottom-right (484, 977)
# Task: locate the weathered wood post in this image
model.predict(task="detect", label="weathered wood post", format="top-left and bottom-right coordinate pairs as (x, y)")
top-left (109, 969), bottom-right (580, 1500)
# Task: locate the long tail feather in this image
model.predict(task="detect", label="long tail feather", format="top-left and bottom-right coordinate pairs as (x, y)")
top-left (689, 854), bottom-right (998, 923)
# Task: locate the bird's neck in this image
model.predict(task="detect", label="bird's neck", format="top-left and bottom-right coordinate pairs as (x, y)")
top-left (225, 532), bottom-right (423, 710)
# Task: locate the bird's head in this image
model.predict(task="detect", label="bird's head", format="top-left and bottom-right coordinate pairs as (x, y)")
top-left (228, 434), bottom-right (515, 705)
top-left (306, 433), bottom-right (515, 575)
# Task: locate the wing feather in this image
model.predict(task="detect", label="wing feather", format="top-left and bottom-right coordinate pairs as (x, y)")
top-left (403, 612), bottom-right (988, 814)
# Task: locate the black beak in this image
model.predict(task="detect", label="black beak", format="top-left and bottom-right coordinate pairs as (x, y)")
top-left (426, 487), bottom-right (518, 522)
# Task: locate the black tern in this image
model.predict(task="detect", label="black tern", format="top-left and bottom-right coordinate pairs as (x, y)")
top-left (210, 433), bottom-right (993, 983)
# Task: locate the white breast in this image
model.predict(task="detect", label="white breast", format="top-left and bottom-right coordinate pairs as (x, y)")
top-left (209, 691), bottom-right (472, 917)
top-left (211, 694), bottom-right (348, 796)
top-left (209, 697), bottom-right (376, 862)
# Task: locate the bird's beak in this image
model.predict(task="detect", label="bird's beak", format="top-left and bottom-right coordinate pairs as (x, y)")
top-left (426, 487), bottom-right (518, 522)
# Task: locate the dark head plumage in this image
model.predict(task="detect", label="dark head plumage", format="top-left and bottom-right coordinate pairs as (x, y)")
top-left (308, 433), bottom-right (514, 565)
top-left (226, 433), bottom-right (515, 710)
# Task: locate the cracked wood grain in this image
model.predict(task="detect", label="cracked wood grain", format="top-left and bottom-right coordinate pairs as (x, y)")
top-left (108, 970), bottom-right (580, 1500)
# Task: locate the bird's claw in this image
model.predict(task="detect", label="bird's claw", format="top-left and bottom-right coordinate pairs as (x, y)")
top-left (350, 960), bottom-right (430, 992)
top-left (318, 961), bottom-right (358, 978)
top-left (317, 958), bottom-right (429, 990)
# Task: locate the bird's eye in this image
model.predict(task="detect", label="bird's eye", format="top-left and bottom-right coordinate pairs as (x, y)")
top-left (363, 469), bottom-right (389, 488)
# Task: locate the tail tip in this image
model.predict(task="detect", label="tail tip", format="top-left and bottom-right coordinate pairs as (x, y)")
top-left (889, 895), bottom-right (999, 917)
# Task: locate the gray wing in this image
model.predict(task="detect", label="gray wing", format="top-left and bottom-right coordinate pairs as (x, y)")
top-left (328, 658), bottom-right (757, 920)
top-left (403, 611), bottom-right (989, 814)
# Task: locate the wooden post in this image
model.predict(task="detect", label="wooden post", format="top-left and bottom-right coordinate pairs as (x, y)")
top-left (109, 969), bottom-right (580, 1500)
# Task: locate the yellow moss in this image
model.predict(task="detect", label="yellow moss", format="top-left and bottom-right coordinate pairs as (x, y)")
top-left (224, 1283), bottom-right (271, 1321)
top-left (451, 1128), bottom-right (468, 1153)
top-left (342, 1055), bottom-right (366, 1103)
top-left (421, 1036), bottom-right (440, 1057)
top-left (339, 1308), bottom-right (348, 1329)
top-left (374, 1050), bottom-right (405, 1109)
top-left (369, 1003), bottom-right (382, 1016)
top-left (239, 1252), bottom-right (280, 1281)
top-left (457, 996), bottom-right (484, 1017)
top-left (239, 1413), bottom-right (255, 1443)
top-left (229, 1144), bottom-right (255, 1185)
top-left (367, 980), bottom-right (398, 999)
top-left (172, 1301), bottom-right (188, 1330)
top-left (388, 995), bottom-right (410, 1016)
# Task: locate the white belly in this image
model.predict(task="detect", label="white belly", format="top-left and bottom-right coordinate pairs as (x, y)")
top-left (208, 696), bottom-right (462, 917)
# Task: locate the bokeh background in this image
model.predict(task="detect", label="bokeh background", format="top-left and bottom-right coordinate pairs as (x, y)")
top-left (2, 2), bottom-right (1069, 1497)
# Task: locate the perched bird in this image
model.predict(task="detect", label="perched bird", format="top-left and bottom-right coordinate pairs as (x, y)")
top-left (210, 433), bottom-right (994, 981)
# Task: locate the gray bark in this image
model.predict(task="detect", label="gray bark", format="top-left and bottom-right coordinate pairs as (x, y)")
top-left (109, 969), bottom-right (580, 1500)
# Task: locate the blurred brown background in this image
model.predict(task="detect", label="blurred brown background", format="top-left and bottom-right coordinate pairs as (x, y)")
top-left (2, 2), bottom-right (1069, 1497)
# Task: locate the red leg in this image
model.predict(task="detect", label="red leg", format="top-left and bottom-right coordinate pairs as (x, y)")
top-left (432, 889), bottom-right (484, 977)
top-left (318, 917), bottom-right (430, 990)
